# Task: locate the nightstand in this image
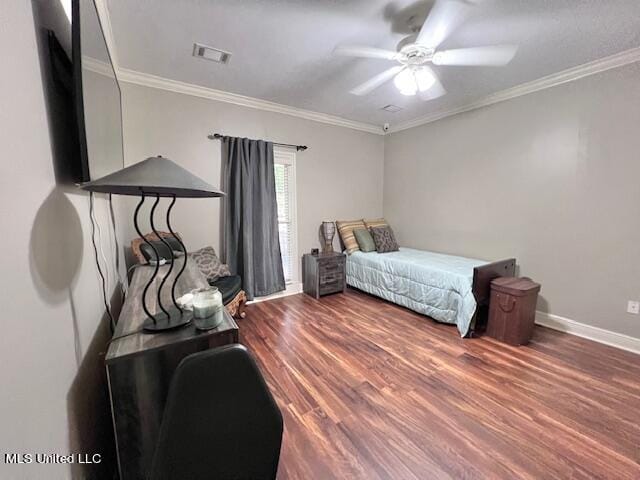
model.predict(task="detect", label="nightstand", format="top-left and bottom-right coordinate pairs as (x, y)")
top-left (302, 252), bottom-right (346, 299)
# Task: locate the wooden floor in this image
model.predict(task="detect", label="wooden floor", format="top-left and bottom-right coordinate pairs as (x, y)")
top-left (240, 289), bottom-right (640, 480)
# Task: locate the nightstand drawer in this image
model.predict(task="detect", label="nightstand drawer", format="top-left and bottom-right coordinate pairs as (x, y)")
top-left (319, 280), bottom-right (343, 296)
top-left (320, 271), bottom-right (342, 285)
top-left (319, 261), bottom-right (344, 276)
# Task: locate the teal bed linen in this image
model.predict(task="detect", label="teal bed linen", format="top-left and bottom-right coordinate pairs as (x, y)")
top-left (346, 248), bottom-right (488, 337)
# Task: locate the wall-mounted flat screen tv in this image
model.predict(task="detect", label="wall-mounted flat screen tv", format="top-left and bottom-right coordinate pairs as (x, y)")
top-left (73, 0), bottom-right (124, 182)
top-left (47, 0), bottom-right (124, 183)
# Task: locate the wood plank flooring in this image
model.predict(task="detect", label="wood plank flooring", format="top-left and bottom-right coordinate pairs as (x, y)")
top-left (240, 289), bottom-right (640, 479)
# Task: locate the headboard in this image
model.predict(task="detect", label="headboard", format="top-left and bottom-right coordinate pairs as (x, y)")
top-left (469, 258), bottom-right (516, 336)
top-left (472, 258), bottom-right (517, 306)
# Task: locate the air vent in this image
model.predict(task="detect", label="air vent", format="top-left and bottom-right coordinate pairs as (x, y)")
top-left (381, 104), bottom-right (403, 113)
top-left (192, 43), bottom-right (231, 64)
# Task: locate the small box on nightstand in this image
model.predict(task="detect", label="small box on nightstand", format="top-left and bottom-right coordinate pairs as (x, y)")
top-left (302, 252), bottom-right (346, 299)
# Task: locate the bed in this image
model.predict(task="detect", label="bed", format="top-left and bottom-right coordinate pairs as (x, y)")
top-left (346, 248), bottom-right (515, 337)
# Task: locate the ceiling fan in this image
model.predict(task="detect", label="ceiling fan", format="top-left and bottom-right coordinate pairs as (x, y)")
top-left (334, 0), bottom-right (518, 100)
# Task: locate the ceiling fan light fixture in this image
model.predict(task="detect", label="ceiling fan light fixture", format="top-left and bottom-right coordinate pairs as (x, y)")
top-left (394, 67), bottom-right (435, 96)
top-left (414, 67), bottom-right (436, 92)
top-left (394, 68), bottom-right (418, 96)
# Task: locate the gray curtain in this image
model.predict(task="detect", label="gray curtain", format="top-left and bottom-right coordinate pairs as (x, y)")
top-left (221, 137), bottom-right (285, 300)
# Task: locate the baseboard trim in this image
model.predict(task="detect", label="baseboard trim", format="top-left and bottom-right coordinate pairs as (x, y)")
top-left (248, 282), bottom-right (303, 304)
top-left (535, 311), bottom-right (640, 355)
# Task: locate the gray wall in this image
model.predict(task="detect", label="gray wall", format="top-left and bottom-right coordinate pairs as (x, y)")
top-left (384, 63), bottom-right (640, 338)
top-left (0, 1), bottom-right (118, 478)
top-left (119, 82), bottom-right (385, 282)
top-left (1, 2), bottom-right (636, 477)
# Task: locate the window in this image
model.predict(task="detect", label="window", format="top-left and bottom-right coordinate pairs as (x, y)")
top-left (274, 147), bottom-right (298, 284)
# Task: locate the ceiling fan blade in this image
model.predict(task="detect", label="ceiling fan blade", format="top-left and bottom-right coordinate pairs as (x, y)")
top-left (333, 45), bottom-right (398, 60)
top-left (416, 0), bottom-right (472, 49)
top-left (432, 45), bottom-right (518, 66)
top-left (418, 66), bottom-right (447, 101)
top-left (350, 65), bottom-right (405, 96)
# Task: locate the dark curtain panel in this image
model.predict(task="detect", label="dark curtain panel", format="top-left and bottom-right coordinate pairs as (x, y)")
top-left (221, 137), bottom-right (285, 300)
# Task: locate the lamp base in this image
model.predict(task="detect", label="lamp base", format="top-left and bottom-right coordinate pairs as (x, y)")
top-left (142, 308), bottom-right (193, 332)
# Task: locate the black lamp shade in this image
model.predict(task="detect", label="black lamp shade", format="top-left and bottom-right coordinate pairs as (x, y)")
top-left (80, 156), bottom-right (225, 198)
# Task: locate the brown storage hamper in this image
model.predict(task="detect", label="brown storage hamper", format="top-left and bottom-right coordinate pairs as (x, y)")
top-left (487, 277), bottom-right (541, 346)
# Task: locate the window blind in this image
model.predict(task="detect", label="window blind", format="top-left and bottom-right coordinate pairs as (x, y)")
top-left (274, 149), bottom-right (297, 283)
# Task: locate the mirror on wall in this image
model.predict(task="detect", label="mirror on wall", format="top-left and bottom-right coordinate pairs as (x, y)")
top-left (77, 0), bottom-right (124, 180)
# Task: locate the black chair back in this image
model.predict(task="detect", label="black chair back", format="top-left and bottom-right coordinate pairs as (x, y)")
top-left (150, 344), bottom-right (283, 480)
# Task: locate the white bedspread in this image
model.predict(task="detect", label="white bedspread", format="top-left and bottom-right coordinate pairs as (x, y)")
top-left (346, 248), bottom-right (488, 336)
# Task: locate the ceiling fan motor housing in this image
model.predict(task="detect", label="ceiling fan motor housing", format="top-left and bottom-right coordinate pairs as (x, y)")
top-left (399, 44), bottom-right (435, 66)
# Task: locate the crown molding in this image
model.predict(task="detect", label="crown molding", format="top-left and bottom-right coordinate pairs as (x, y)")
top-left (117, 68), bottom-right (384, 135)
top-left (117, 45), bottom-right (640, 137)
top-left (388, 46), bottom-right (640, 134)
top-left (82, 55), bottom-right (115, 78)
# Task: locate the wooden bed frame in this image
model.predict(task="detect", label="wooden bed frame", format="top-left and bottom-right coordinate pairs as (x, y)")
top-left (469, 258), bottom-right (517, 336)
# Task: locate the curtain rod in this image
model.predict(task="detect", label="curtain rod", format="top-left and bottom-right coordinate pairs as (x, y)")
top-left (207, 133), bottom-right (308, 151)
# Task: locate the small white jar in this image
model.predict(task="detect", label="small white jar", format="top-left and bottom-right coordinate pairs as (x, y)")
top-left (192, 287), bottom-right (223, 319)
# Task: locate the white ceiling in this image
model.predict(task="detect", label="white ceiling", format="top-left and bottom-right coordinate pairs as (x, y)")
top-left (105, 0), bottom-right (640, 129)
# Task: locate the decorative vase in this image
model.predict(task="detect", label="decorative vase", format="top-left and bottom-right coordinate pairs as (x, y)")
top-left (321, 221), bottom-right (335, 253)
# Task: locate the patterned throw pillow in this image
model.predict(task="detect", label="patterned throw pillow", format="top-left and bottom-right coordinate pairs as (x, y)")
top-left (190, 246), bottom-right (231, 282)
top-left (370, 226), bottom-right (400, 253)
top-left (353, 228), bottom-right (376, 252)
top-left (336, 219), bottom-right (366, 254)
top-left (364, 218), bottom-right (388, 230)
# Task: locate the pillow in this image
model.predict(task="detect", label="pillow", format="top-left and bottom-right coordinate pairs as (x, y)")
top-left (336, 219), bottom-right (366, 254)
top-left (370, 226), bottom-right (399, 253)
top-left (364, 218), bottom-right (388, 230)
top-left (190, 246), bottom-right (231, 283)
top-left (140, 237), bottom-right (183, 263)
top-left (353, 228), bottom-right (376, 252)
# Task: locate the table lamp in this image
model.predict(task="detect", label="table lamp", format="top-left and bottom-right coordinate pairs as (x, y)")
top-left (82, 155), bottom-right (225, 332)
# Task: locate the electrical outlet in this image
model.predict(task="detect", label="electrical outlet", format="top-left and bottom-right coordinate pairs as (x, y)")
top-left (627, 301), bottom-right (640, 315)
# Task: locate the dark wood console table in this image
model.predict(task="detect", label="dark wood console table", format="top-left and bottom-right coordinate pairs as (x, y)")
top-left (106, 259), bottom-right (238, 479)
